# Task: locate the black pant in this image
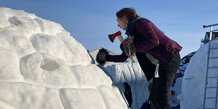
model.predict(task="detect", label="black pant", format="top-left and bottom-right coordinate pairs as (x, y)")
top-left (136, 52), bottom-right (156, 81)
top-left (150, 53), bottom-right (180, 109)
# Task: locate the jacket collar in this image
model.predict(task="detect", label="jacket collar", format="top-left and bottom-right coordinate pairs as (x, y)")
top-left (125, 16), bottom-right (142, 36)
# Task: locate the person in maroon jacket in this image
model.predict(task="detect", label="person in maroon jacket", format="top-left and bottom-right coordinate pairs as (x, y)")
top-left (97, 8), bottom-right (182, 109)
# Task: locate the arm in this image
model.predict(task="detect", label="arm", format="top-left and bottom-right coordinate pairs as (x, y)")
top-left (135, 20), bottom-right (159, 52)
top-left (105, 43), bottom-right (128, 62)
top-left (96, 47), bottom-right (128, 65)
top-left (106, 52), bottom-right (128, 62)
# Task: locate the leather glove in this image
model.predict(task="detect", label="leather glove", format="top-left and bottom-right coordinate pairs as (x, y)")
top-left (96, 48), bottom-right (109, 65)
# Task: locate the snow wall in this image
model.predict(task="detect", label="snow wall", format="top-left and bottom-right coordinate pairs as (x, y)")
top-left (181, 38), bottom-right (218, 109)
top-left (105, 63), bottom-right (150, 109)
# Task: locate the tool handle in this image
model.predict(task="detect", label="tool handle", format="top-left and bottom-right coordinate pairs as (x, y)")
top-left (117, 35), bottom-right (123, 43)
top-left (130, 55), bottom-right (135, 64)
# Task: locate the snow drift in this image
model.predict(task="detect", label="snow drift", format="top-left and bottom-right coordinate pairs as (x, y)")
top-left (0, 7), bottom-right (128, 109)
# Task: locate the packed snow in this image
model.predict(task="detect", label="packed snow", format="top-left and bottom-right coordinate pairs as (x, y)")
top-left (105, 63), bottom-right (150, 109)
top-left (0, 7), bottom-right (128, 109)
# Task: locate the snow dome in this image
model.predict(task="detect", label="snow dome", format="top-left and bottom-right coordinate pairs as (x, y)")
top-left (0, 7), bottom-right (127, 109)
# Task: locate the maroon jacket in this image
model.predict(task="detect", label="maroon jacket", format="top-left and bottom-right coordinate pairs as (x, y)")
top-left (107, 17), bottom-right (182, 65)
top-left (132, 17), bottom-right (182, 65)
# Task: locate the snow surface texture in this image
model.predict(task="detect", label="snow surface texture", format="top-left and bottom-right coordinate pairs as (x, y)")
top-left (105, 63), bottom-right (150, 109)
top-left (0, 7), bottom-right (128, 109)
top-left (181, 38), bottom-right (218, 109)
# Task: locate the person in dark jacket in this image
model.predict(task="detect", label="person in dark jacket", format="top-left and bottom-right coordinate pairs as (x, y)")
top-left (97, 8), bottom-right (182, 109)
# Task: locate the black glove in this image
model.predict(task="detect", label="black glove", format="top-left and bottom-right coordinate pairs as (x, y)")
top-left (96, 48), bottom-right (109, 65)
top-left (120, 43), bottom-right (124, 52)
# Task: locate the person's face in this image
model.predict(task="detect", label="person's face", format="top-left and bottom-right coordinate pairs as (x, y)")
top-left (117, 16), bottom-right (128, 30)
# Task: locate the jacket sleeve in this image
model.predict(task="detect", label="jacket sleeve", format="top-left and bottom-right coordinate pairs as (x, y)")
top-left (135, 20), bottom-right (159, 52)
top-left (105, 52), bottom-right (128, 62)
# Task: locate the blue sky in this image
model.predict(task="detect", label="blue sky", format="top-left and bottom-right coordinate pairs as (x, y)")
top-left (0, 0), bottom-right (218, 57)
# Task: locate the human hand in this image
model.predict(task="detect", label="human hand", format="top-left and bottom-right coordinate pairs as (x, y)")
top-left (96, 48), bottom-right (109, 65)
